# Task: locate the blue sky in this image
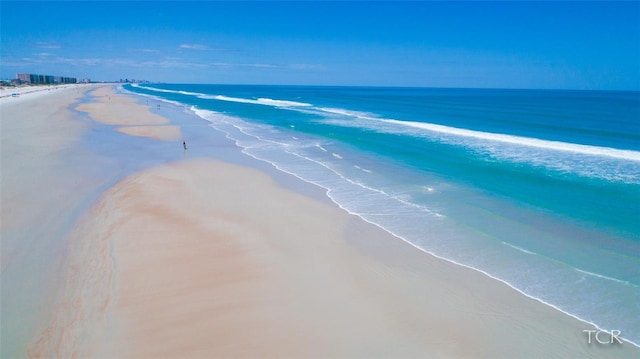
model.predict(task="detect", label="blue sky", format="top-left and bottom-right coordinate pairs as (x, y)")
top-left (1, 1), bottom-right (639, 90)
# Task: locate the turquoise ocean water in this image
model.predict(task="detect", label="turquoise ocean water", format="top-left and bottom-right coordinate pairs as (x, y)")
top-left (126, 84), bottom-right (639, 345)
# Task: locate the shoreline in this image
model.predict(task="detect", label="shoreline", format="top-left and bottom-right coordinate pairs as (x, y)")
top-left (218, 131), bottom-right (640, 349)
top-left (175, 87), bottom-right (640, 350)
top-left (3, 85), bottom-right (638, 357)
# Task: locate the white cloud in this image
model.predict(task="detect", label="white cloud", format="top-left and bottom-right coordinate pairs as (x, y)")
top-left (7, 53), bottom-right (324, 78)
top-left (207, 62), bottom-right (326, 71)
top-left (35, 42), bottom-right (62, 49)
top-left (288, 64), bottom-right (325, 71)
top-left (15, 55), bottom-right (208, 70)
top-left (179, 44), bottom-right (209, 51)
top-left (245, 63), bottom-right (279, 69)
top-left (130, 48), bottom-right (160, 53)
top-left (209, 62), bottom-right (281, 69)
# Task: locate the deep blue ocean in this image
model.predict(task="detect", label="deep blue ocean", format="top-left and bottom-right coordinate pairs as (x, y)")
top-left (126, 83), bottom-right (640, 345)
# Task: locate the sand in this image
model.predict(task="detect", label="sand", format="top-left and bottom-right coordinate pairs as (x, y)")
top-left (3, 85), bottom-right (638, 358)
top-left (0, 84), bottom-right (81, 99)
top-left (1, 84), bottom-right (106, 357)
top-left (76, 86), bottom-right (182, 141)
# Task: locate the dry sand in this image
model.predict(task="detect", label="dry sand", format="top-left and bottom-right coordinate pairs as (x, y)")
top-left (1, 84), bottom-right (105, 357)
top-left (0, 84), bottom-right (81, 99)
top-left (4, 85), bottom-right (638, 358)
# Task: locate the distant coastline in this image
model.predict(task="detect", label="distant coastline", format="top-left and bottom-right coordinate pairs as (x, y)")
top-left (0, 83), bottom-right (93, 99)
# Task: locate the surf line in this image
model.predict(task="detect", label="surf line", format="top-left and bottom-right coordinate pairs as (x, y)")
top-left (380, 119), bottom-right (640, 161)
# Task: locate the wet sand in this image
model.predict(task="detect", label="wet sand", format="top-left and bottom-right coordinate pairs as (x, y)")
top-left (76, 86), bottom-right (182, 141)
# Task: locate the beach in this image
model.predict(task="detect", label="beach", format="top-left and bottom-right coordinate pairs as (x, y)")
top-left (2, 85), bottom-right (638, 358)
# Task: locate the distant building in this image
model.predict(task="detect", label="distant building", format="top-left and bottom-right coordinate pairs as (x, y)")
top-left (17, 73), bottom-right (31, 83)
top-left (62, 76), bottom-right (79, 84)
top-left (16, 73), bottom-right (79, 84)
top-left (119, 78), bottom-right (149, 84)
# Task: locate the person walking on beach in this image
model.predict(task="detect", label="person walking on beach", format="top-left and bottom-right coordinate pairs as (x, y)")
top-left (183, 141), bottom-right (187, 150)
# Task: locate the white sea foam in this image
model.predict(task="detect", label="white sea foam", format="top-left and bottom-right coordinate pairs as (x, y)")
top-left (354, 165), bottom-right (373, 173)
top-left (317, 107), bottom-right (376, 118)
top-left (257, 98), bottom-right (312, 107)
top-left (133, 85), bottom-right (312, 108)
top-left (575, 268), bottom-right (634, 286)
top-left (303, 106), bottom-right (639, 182)
top-left (380, 118), bottom-right (640, 162)
top-left (121, 86), bottom-right (189, 109)
top-left (200, 94), bottom-right (312, 107)
top-left (179, 90), bottom-right (203, 96)
top-left (502, 241), bottom-right (537, 255)
top-left (286, 104), bottom-right (640, 164)
top-left (190, 107), bottom-right (442, 219)
top-left (133, 84), bottom-right (204, 97)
